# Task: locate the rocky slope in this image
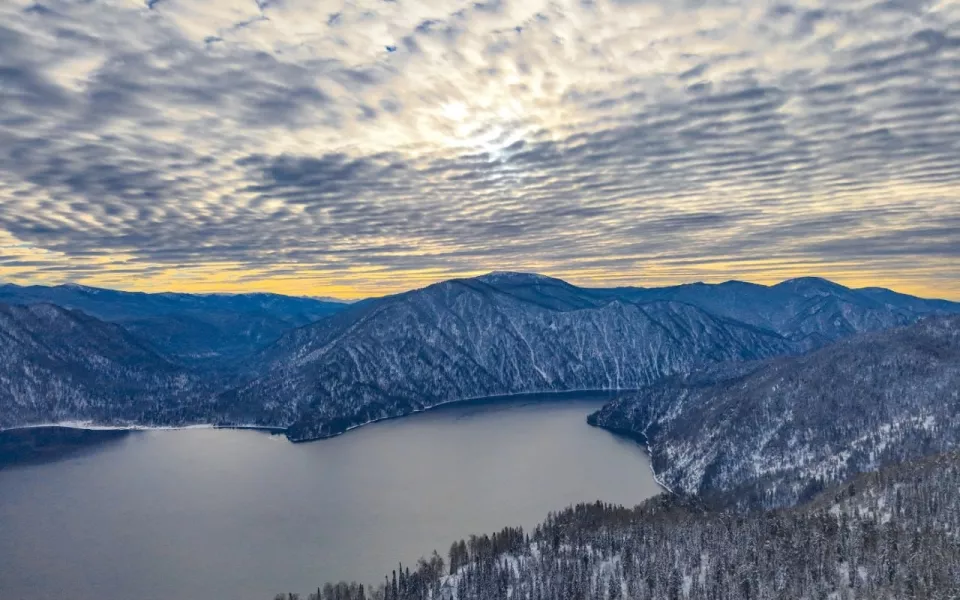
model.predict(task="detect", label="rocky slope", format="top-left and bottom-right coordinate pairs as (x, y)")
top-left (590, 314), bottom-right (960, 508)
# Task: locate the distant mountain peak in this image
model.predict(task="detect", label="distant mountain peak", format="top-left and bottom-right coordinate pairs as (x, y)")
top-left (773, 276), bottom-right (851, 296)
top-left (475, 271), bottom-right (559, 284)
top-left (717, 279), bottom-right (768, 289)
top-left (58, 282), bottom-right (105, 293)
top-left (310, 296), bottom-right (351, 304)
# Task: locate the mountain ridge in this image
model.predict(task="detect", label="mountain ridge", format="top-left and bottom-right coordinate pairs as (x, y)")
top-left (2, 272), bottom-right (959, 441)
top-left (0, 302), bottom-right (211, 430)
top-left (222, 273), bottom-right (959, 441)
top-left (0, 282), bottom-right (347, 365)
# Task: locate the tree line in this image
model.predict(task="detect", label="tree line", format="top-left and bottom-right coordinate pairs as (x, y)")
top-left (274, 451), bottom-right (960, 599)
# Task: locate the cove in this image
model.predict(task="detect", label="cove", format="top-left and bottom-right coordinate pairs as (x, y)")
top-left (0, 395), bottom-right (661, 600)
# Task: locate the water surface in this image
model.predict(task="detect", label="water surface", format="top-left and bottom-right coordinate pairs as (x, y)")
top-left (0, 396), bottom-right (660, 600)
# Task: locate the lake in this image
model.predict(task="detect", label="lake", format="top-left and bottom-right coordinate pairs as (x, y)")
top-left (0, 395), bottom-right (661, 600)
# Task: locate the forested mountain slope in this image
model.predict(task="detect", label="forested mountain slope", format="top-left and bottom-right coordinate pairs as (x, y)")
top-left (599, 276), bottom-right (960, 348)
top-left (0, 303), bottom-right (210, 429)
top-left (0, 282), bottom-right (346, 365)
top-left (2, 272), bottom-right (957, 437)
top-left (590, 315), bottom-right (960, 508)
top-left (285, 450), bottom-right (960, 600)
top-left (224, 273), bottom-right (795, 441)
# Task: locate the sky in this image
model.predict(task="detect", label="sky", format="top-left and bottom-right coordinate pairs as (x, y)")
top-left (0, 0), bottom-right (958, 300)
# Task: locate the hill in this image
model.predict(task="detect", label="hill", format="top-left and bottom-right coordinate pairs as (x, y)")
top-left (0, 303), bottom-right (210, 429)
top-left (590, 315), bottom-right (960, 508)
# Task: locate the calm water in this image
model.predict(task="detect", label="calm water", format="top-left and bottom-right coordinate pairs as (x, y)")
top-left (0, 396), bottom-right (660, 600)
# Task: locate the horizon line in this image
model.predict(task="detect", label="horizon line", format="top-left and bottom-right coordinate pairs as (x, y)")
top-left (2, 270), bottom-right (959, 304)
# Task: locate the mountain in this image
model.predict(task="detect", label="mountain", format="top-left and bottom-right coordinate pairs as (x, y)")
top-left (222, 273), bottom-right (797, 440)
top-left (299, 450), bottom-right (960, 600)
top-left (855, 286), bottom-right (960, 314)
top-left (593, 276), bottom-right (959, 348)
top-left (0, 283), bottom-right (347, 365)
top-left (1, 272), bottom-right (956, 438)
top-left (590, 314), bottom-right (960, 508)
top-left (0, 303), bottom-right (210, 429)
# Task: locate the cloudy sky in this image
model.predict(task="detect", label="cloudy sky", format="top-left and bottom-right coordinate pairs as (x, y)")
top-left (0, 0), bottom-right (958, 299)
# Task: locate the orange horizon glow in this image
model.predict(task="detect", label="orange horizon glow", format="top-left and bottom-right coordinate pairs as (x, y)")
top-left (2, 263), bottom-right (958, 302)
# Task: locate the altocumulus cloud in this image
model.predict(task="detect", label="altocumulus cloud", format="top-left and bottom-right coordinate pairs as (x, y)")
top-left (0, 0), bottom-right (958, 297)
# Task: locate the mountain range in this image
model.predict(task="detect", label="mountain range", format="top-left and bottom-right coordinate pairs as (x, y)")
top-left (593, 276), bottom-right (952, 349)
top-left (0, 272), bottom-right (958, 442)
top-left (227, 272), bottom-right (960, 440)
top-left (224, 272), bottom-right (796, 440)
top-left (5, 272), bottom-right (958, 599)
top-left (0, 282), bottom-right (346, 365)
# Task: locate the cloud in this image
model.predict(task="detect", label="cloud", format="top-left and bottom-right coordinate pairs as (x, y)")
top-left (0, 0), bottom-right (957, 299)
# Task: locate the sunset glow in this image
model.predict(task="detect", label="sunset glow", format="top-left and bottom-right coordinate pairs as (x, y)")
top-left (1, 0), bottom-right (957, 299)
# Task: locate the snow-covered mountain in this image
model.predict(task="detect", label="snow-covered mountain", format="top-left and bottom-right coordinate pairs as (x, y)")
top-left (0, 283), bottom-right (346, 365)
top-left (597, 276), bottom-right (958, 348)
top-left (221, 273), bottom-right (798, 440)
top-left (0, 303), bottom-right (209, 429)
top-left (590, 314), bottom-right (960, 508)
top-left (1, 272), bottom-right (957, 439)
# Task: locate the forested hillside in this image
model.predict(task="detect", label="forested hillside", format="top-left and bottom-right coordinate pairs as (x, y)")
top-left (0, 303), bottom-right (211, 428)
top-left (2, 272), bottom-right (957, 441)
top-left (226, 273), bottom-right (795, 441)
top-left (0, 282), bottom-right (345, 365)
top-left (591, 315), bottom-right (960, 508)
top-left (277, 451), bottom-right (960, 600)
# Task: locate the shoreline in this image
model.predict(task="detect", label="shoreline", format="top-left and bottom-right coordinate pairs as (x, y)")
top-left (585, 418), bottom-right (675, 496)
top-left (288, 387), bottom-right (644, 442)
top-left (1, 388), bottom-right (647, 444)
top-left (2, 398), bottom-right (675, 498)
top-left (0, 422), bottom-right (287, 434)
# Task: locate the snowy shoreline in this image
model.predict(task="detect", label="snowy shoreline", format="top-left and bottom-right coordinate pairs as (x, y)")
top-left (0, 422), bottom-right (287, 433)
top-left (583, 419), bottom-right (674, 495)
top-left (1, 389), bottom-right (653, 454)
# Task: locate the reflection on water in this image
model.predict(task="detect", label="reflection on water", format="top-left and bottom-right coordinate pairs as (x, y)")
top-left (0, 426), bottom-right (132, 470)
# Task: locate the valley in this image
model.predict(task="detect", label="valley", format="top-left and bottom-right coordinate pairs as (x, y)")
top-left (4, 0), bottom-right (959, 595)
top-left (1, 273), bottom-right (959, 599)
top-left (2, 272), bottom-right (957, 442)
